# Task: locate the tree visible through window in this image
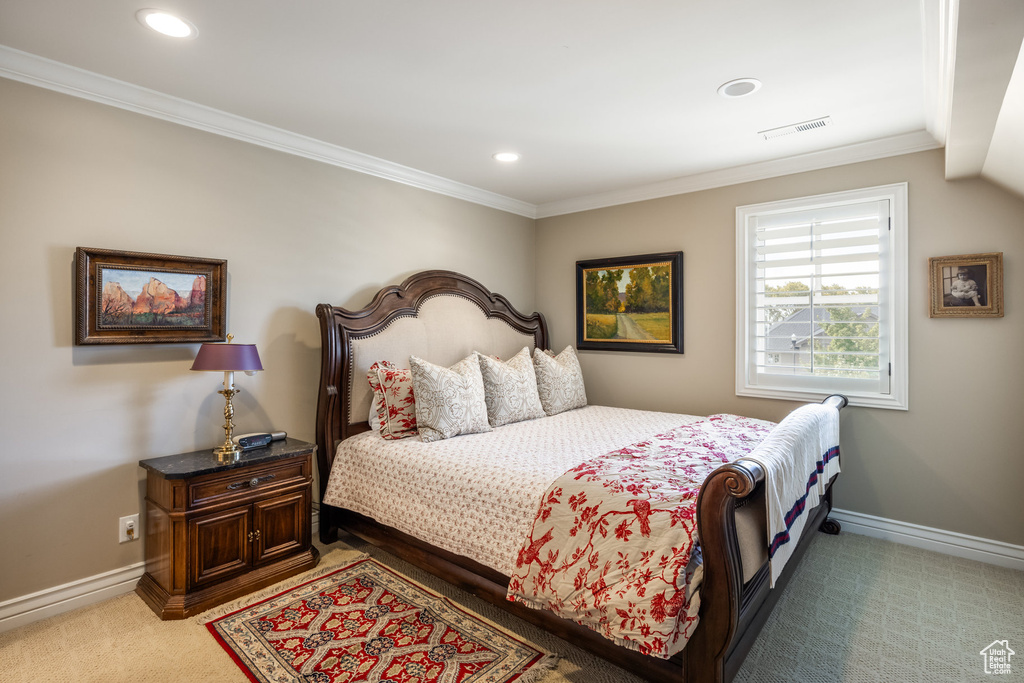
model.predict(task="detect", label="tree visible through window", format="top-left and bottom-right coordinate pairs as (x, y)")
top-left (763, 282), bottom-right (880, 378)
top-left (736, 184), bottom-right (908, 410)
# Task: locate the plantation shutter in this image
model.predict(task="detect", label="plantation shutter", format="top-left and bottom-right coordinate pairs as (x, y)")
top-left (736, 184), bottom-right (907, 409)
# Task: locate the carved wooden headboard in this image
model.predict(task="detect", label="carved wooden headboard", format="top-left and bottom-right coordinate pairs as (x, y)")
top-left (314, 270), bottom-right (548, 497)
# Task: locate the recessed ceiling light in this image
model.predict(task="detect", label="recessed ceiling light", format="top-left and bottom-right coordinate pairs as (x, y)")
top-left (717, 78), bottom-right (762, 98)
top-left (136, 9), bottom-right (198, 38)
top-left (493, 152), bottom-right (520, 163)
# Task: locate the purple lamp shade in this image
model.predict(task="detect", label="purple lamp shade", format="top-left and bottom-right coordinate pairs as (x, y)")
top-left (190, 343), bottom-right (263, 372)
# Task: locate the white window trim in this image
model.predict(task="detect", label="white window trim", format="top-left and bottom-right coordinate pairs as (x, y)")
top-left (735, 183), bottom-right (908, 410)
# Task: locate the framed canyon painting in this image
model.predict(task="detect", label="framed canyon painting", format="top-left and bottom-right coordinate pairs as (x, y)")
top-left (75, 247), bottom-right (227, 344)
top-left (576, 251), bottom-right (683, 354)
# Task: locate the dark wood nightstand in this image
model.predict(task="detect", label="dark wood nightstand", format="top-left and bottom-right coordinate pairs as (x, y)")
top-left (136, 438), bottom-right (320, 619)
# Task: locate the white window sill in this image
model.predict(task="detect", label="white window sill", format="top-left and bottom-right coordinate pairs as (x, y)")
top-left (736, 385), bottom-right (908, 410)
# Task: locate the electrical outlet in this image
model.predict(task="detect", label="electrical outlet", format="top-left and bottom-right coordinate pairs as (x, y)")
top-left (119, 514), bottom-right (140, 543)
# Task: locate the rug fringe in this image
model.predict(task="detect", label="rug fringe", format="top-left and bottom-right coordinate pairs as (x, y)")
top-left (190, 549), bottom-right (367, 624)
top-left (515, 653), bottom-right (560, 683)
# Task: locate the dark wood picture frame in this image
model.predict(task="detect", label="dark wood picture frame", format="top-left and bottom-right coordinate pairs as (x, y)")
top-left (576, 251), bottom-right (683, 353)
top-left (928, 252), bottom-right (1003, 318)
top-left (75, 247), bottom-right (227, 345)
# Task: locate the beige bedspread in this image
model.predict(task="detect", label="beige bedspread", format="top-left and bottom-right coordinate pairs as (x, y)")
top-left (323, 405), bottom-right (700, 575)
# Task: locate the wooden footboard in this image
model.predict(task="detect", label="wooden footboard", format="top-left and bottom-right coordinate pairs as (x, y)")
top-left (689, 458), bottom-right (841, 682)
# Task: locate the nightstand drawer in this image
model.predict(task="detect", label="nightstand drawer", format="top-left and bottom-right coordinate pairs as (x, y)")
top-left (187, 459), bottom-right (308, 509)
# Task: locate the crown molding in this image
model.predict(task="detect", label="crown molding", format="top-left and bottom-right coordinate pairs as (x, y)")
top-left (535, 130), bottom-right (941, 218)
top-left (1, 44), bottom-right (945, 223)
top-left (0, 45), bottom-right (537, 219)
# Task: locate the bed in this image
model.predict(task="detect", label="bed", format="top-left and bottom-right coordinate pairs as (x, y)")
top-left (315, 269), bottom-right (846, 683)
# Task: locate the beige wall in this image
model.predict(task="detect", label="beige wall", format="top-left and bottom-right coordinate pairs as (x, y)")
top-left (537, 149), bottom-right (1024, 547)
top-left (0, 78), bottom-right (536, 601)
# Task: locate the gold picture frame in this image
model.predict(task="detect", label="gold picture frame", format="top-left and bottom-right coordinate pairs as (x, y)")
top-left (928, 252), bottom-right (1003, 318)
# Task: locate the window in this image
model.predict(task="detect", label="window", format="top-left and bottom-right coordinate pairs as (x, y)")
top-left (736, 183), bottom-right (908, 409)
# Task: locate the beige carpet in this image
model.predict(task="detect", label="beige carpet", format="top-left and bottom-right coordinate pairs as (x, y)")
top-left (0, 548), bottom-right (369, 683)
top-left (732, 533), bottom-right (1024, 683)
top-left (1, 532), bottom-right (1022, 682)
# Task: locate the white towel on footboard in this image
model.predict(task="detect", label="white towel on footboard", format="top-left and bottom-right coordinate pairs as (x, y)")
top-left (741, 403), bottom-right (840, 586)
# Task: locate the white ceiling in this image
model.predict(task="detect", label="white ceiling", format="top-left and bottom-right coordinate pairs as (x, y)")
top-left (0, 1), bottom-right (1021, 217)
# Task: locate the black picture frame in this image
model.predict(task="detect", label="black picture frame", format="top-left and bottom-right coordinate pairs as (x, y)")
top-left (75, 247), bottom-right (227, 345)
top-left (576, 251), bottom-right (683, 353)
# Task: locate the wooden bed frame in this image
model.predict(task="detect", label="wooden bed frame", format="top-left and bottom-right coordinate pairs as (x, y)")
top-left (315, 270), bottom-right (846, 683)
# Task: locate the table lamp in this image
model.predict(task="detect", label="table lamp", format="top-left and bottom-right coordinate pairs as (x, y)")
top-left (190, 334), bottom-right (263, 461)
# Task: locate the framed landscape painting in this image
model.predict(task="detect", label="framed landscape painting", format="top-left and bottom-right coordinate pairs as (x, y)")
top-left (576, 251), bottom-right (683, 353)
top-left (75, 247), bottom-right (227, 344)
top-left (928, 252), bottom-right (1003, 318)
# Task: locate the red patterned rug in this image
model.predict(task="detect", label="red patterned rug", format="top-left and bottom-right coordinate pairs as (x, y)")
top-left (206, 558), bottom-right (556, 683)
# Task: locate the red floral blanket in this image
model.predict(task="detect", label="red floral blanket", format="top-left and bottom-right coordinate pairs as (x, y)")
top-left (506, 413), bottom-right (775, 658)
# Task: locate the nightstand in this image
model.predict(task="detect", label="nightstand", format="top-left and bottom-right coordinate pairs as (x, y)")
top-left (136, 438), bottom-right (320, 619)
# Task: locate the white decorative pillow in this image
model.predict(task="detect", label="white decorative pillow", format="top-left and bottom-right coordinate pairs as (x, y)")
top-left (533, 345), bottom-right (588, 416)
top-left (476, 347), bottom-right (545, 427)
top-left (409, 354), bottom-right (491, 442)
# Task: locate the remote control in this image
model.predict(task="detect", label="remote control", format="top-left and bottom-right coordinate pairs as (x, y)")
top-left (232, 431), bottom-right (287, 451)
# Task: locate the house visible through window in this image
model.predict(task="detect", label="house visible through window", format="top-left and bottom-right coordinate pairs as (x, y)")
top-left (735, 183), bottom-right (908, 409)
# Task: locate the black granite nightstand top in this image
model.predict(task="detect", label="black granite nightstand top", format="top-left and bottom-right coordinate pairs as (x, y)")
top-left (139, 438), bottom-right (315, 478)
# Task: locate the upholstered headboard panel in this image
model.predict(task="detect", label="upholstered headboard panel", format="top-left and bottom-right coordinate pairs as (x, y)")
top-left (348, 294), bottom-right (539, 427)
top-left (315, 271), bottom-right (547, 496)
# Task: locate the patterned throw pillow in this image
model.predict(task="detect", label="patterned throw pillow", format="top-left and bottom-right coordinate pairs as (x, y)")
top-left (476, 347), bottom-right (545, 427)
top-left (533, 345), bottom-right (587, 416)
top-left (409, 354), bottom-right (491, 442)
top-left (366, 361), bottom-right (418, 440)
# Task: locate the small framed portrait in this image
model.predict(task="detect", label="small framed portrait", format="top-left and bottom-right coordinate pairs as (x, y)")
top-left (928, 252), bottom-right (1003, 318)
top-left (575, 251), bottom-right (683, 353)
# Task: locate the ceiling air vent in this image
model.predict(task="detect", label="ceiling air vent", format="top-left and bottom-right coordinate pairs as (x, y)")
top-left (758, 116), bottom-right (832, 140)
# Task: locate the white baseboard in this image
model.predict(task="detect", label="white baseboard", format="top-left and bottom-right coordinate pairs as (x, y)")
top-left (830, 508), bottom-right (1024, 571)
top-left (2, 509), bottom-right (1018, 634)
top-left (0, 561), bottom-right (146, 634)
top-left (0, 510), bottom-right (322, 635)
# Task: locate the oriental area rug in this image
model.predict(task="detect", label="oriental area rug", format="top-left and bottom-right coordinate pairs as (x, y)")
top-left (205, 557), bottom-right (557, 683)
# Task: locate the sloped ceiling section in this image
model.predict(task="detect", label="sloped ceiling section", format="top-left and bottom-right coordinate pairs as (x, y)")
top-left (945, 0), bottom-right (1024, 199)
top-left (983, 39), bottom-right (1024, 198)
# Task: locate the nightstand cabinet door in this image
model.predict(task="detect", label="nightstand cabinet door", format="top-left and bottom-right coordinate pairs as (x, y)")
top-left (253, 490), bottom-right (310, 566)
top-left (189, 506), bottom-right (252, 589)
